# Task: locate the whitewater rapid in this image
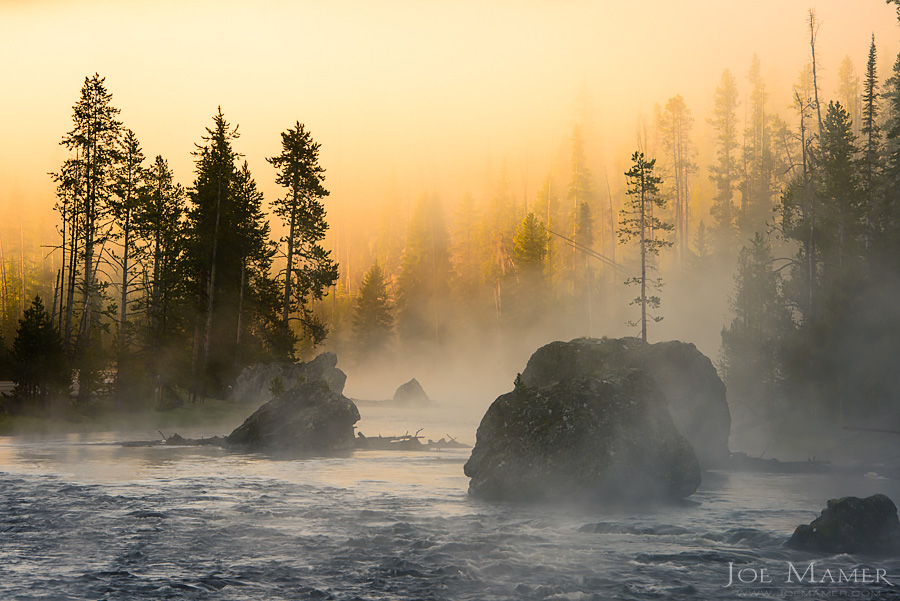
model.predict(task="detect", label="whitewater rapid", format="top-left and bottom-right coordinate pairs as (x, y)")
top-left (1, 427), bottom-right (900, 600)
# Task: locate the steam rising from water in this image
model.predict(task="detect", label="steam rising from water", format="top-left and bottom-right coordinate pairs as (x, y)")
top-left (1, 436), bottom-right (899, 599)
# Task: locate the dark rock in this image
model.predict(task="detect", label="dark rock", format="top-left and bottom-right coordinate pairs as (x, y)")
top-left (786, 494), bottom-right (900, 555)
top-left (226, 380), bottom-right (360, 455)
top-left (463, 371), bottom-right (701, 504)
top-left (392, 378), bottom-right (430, 404)
top-left (231, 352), bottom-right (347, 404)
top-left (519, 337), bottom-right (730, 468)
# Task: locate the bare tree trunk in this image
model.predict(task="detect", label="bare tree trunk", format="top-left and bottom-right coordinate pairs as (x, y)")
top-left (810, 10), bottom-right (825, 139)
top-left (19, 219), bottom-right (25, 318)
top-left (198, 169), bottom-right (224, 399)
top-left (235, 260), bottom-right (245, 371)
top-left (118, 205), bottom-right (130, 364)
top-left (0, 228), bottom-right (7, 324)
top-left (282, 199), bottom-right (296, 331)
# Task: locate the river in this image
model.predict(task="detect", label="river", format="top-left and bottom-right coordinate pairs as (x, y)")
top-left (1, 402), bottom-right (900, 600)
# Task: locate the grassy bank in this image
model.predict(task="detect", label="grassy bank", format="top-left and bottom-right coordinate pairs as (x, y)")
top-left (0, 395), bottom-right (255, 438)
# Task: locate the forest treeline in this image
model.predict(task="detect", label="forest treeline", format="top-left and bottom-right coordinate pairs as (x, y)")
top-left (1, 8), bottom-right (900, 445)
top-left (0, 80), bottom-right (338, 408)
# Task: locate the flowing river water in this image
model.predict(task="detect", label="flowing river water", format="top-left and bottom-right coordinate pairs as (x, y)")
top-left (2, 402), bottom-right (900, 600)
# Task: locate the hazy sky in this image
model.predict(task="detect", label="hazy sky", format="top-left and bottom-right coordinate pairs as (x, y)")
top-left (1, 0), bottom-right (898, 227)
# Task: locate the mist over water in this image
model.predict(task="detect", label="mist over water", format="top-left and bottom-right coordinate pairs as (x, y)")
top-left (2, 429), bottom-right (900, 600)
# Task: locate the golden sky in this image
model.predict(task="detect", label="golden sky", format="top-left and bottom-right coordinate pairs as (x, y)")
top-left (1, 0), bottom-right (898, 226)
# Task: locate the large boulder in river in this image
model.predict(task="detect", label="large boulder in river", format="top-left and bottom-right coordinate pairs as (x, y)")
top-left (519, 337), bottom-right (730, 468)
top-left (786, 495), bottom-right (900, 554)
top-left (231, 352), bottom-right (347, 405)
top-left (463, 371), bottom-right (701, 504)
top-left (227, 380), bottom-right (360, 455)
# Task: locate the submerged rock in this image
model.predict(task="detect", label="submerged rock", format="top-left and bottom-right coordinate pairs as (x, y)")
top-left (786, 494), bottom-right (900, 554)
top-left (231, 352), bottom-right (347, 404)
top-left (463, 371), bottom-right (701, 504)
top-left (227, 380), bottom-right (360, 455)
top-left (519, 337), bottom-right (730, 468)
top-left (392, 378), bottom-right (430, 404)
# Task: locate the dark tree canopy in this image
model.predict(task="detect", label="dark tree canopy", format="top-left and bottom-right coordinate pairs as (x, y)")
top-left (352, 261), bottom-right (394, 356)
top-left (267, 122), bottom-right (338, 353)
top-left (12, 296), bottom-right (69, 404)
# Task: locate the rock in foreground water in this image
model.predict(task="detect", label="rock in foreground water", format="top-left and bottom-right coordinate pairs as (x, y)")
top-left (787, 494), bottom-right (900, 554)
top-left (227, 380), bottom-right (360, 455)
top-left (520, 337), bottom-right (730, 468)
top-left (463, 372), bottom-right (701, 504)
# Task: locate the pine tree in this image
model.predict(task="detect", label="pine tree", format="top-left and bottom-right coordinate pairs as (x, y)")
top-left (882, 47), bottom-right (900, 237)
top-left (566, 127), bottom-right (597, 296)
top-left (721, 233), bottom-right (793, 424)
top-left (708, 69), bottom-right (741, 250)
top-left (618, 152), bottom-right (673, 342)
top-left (187, 108), bottom-right (239, 397)
top-left (837, 56), bottom-right (862, 140)
top-left (230, 161), bottom-right (283, 364)
top-left (480, 165), bottom-right (519, 322)
top-left (266, 122), bottom-right (338, 353)
top-left (740, 55), bottom-right (776, 237)
top-left (817, 101), bottom-right (864, 281)
top-left (12, 296), bottom-right (69, 405)
top-left (53, 73), bottom-right (122, 402)
top-left (510, 212), bottom-right (550, 326)
top-left (186, 109), bottom-right (274, 396)
top-left (395, 193), bottom-right (451, 356)
top-left (658, 94), bottom-right (697, 268)
top-left (449, 192), bottom-right (484, 315)
top-left (352, 262), bottom-right (393, 355)
top-left (514, 212), bottom-right (550, 270)
top-left (862, 36), bottom-right (883, 248)
top-left (109, 129), bottom-right (146, 401)
top-left (133, 155), bottom-right (188, 405)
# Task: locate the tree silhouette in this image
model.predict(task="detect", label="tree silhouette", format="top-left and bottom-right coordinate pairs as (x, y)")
top-left (619, 152), bottom-right (673, 342)
top-left (267, 122), bottom-right (338, 353)
top-left (352, 262), bottom-right (393, 356)
top-left (12, 296), bottom-right (69, 405)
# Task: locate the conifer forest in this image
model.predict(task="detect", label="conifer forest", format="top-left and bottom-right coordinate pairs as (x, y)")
top-left (1, 2), bottom-right (900, 452)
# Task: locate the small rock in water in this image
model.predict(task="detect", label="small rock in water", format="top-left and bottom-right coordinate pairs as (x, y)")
top-left (786, 494), bottom-right (900, 554)
top-left (392, 378), bottom-right (430, 404)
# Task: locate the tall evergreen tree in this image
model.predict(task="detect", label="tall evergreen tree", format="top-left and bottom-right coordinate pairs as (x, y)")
top-left (708, 69), bottom-right (741, 249)
top-left (186, 109), bottom-right (273, 396)
top-left (882, 45), bottom-right (900, 233)
top-left (862, 35), bottom-right (883, 248)
top-left (133, 155), bottom-right (188, 404)
top-left (109, 130), bottom-right (146, 383)
top-left (740, 55), bottom-right (777, 237)
top-left (817, 101), bottom-right (864, 281)
top-left (619, 152), bottom-right (673, 342)
top-left (658, 94), bottom-right (697, 268)
top-left (395, 193), bottom-right (451, 355)
top-left (721, 233), bottom-right (794, 425)
top-left (510, 212), bottom-right (550, 326)
top-left (837, 56), bottom-right (862, 139)
top-left (54, 74), bottom-right (123, 402)
top-left (566, 127), bottom-right (597, 296)
top-left (352, 261), bottom-right (393, 356)
top-left (187, 108), bottom-right (239, 397)
top-left (266, 122), bottom-right (338, 354)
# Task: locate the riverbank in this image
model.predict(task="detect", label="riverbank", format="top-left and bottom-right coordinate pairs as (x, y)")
top-left (0, 396), bottom-right (251, 437)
